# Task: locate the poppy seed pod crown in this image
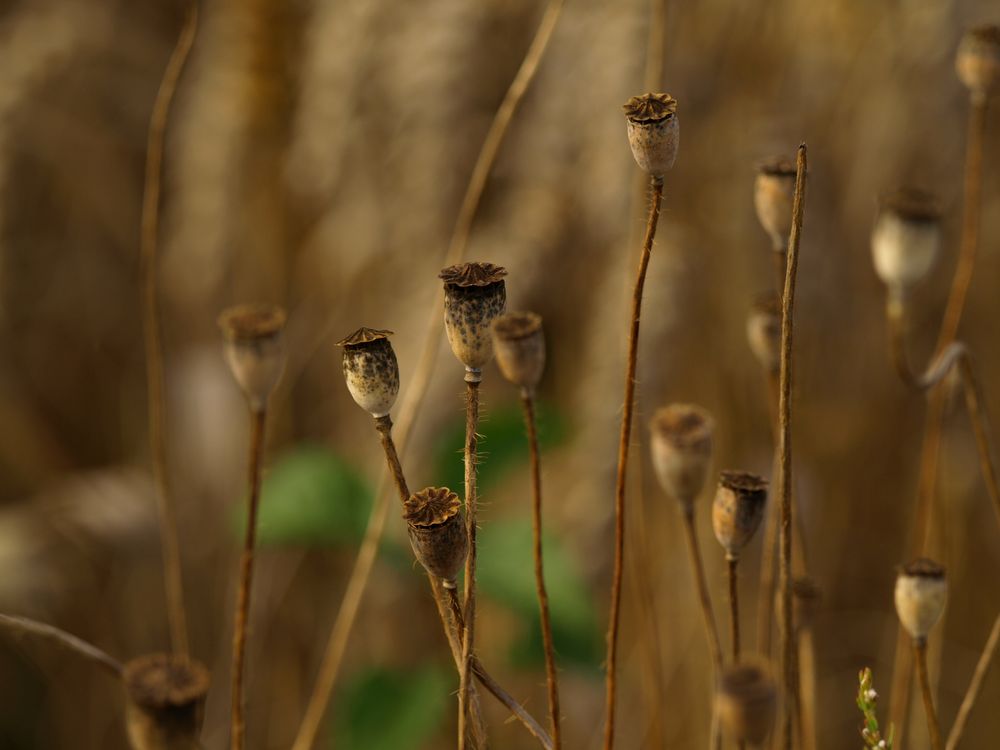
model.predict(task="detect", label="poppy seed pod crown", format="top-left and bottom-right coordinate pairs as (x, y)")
top-left (712, 470), bottom-right (768, 560)
top-left (218, 304), bottom-right (287, 412)
top-left (440, 262), bottom-right (507, 376)
top-left (491, 312), bottom-right (545, 393)
top-left (404, 487), bottom-right (468, 588)
top-left (337, 327), bottom-right (400, 418)
top-left (871, 188), bottom-right (942, 293)
top-left (895, 558), bottom-right (947, 642)
top-left (649, 404), bottom-right (714, 511)
top-left (623, 93), bottom-right (679, 178)
top-left (123, 653), bottom-right (210, 750)
top-left (956, 24), bottom-right (1000, 99)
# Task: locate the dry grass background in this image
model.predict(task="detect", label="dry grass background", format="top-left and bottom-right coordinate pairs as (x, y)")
top-left (0, 0), bottom-right (998, 747)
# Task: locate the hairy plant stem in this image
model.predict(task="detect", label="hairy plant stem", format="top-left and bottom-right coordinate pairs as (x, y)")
top-left (139, 1), bottom-right (198, 660)
top-left (603, 175), bottom-right (663, 750)
top-left (0, 613), bottom-right (123, 678)
top-left (946, 612), bottom-right (1000, 750)
top-left (230, 407), bottom-right (267, 750)
top-left (458, 376), bottom-right (481, 750)
top-left (915, 639), bottom-right (944, 750)
top-left (778, 144), bottom-right (807, 750)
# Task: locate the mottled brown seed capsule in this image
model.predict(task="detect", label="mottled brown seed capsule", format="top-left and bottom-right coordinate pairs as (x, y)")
top-left (623, 93), bottom-right (679, 178)
top-left (404, 487), bottom-right (468, 588)
top-left (746, 293), bottom-right (782, 376)
top-left (440, 262), bottom-right (507, 378)
top-left (895, 558), bottom-right (947, 642)
top-left (336, 327), bottom-right (400, 418)
top-left (712, 471), bottom-right (768, 560)
top-left (649, 404), bottom-right (714, 511)
top-left (871, 188), bottom-right (941, 293)
top-left (754, 157), bottom-right (797, 251)
top-left (715, 661), bottom-right (778, 746)
top-left (491, 312), bottom-right (545, 394)
top-left (956, 24), bottom-right (1000, 99)
top-left (123, 654), bottom-right (210, 750)
top-left (218, 304), bottom-right (287, 412)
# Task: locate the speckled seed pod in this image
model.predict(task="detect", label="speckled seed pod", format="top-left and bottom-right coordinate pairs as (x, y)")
top-left (754, 157), bottom-right (797, 250)
top-left (649, 404), bottom-right (714, 511)
top-left (336, 327), bottom-right (400, 418)
top-left (491, 312), bottom-right (545, 393)
top-left (746, 293), bottom-right (782, 376)
top-left (715, 662), bottom-right (778, 746)
top-left (871, 188), bottom-right (941, 293)
top-left (404, 487), bottom-right (468, 588)
top-left (895, 558), bottom-right (947, 642)
top-left (623, 93), bottom-right (679, 178)
top-left (956, 24), bottom-right (1000, 99)
top-left (440, 262), bottom-right (507, 376)
top-left (218, 304), bottom-right (287, 412)
top-left (123, 654), bottom-right (210, 750)
top-left (712, 471), bottom-right (768, 560)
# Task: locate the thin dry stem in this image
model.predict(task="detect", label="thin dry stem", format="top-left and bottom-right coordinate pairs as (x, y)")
top-left (727, 557), bottom-right (740, 662)
top-left (915, 639), bottom-right (944, 750)
top-left (756, 373), bottom-right (780, 657)
top-left (682, 510), bottom-right (724, 672)
top-left (0, 613), bottom-right (123, 678)
top-left (458, 380), bottom-right (481, 750)
top-left (946, 612), bottom-right (1000, 750)
top-left (139, 1), bottom-right (198, 660)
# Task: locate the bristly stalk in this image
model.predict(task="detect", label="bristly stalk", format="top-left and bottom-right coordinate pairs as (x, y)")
top-left (946, 612), bottom-right (1000, 750)
top-left (458, 376), bottom-right (481, 750)
top-left (914, 639), bottom-right (944, 750)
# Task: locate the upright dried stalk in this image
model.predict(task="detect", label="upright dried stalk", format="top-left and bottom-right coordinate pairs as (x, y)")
top-left (914, 640), bottom-right (944, 750)
top-left (681, 509), bottom-right (724, 671)
top-left (727, 558), bottom-right (741, 662)
top-left (458, 379), bottom-right (481, 750)
top-left (946, 613), bottom-right (1000, 750)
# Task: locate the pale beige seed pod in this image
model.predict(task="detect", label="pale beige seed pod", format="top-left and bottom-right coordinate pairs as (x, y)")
top-left (716, 661), bottom-right (778, 746)
top-left (895, 558), bottom-right (947, 642)
top-left (491, 312), bottom-right (545, 394)
top-left (712, 470), bottom-right (768, 560)
top-left (649, 404), bottom-right (714, 511)
top-left (871, 188), bottom-right (941, 294)
top-left (404, 487), bottom-right (468, 589)
top-left (623, 93), bottom-right (679, 178)
top-left (123, 654), bottom-right (210, 750)
top-left (440, 262), bottom-right (507, 378)
top-left (218, 304), bottom-right (287, 412)
top-left (746, 293), bottom-right (782, 376)
top-left (754, 157), bottom-right (797, 250)
top-left (956, 24), bottom-right (1000, 99)
top-left (336, 327), bottom-right (399, 418)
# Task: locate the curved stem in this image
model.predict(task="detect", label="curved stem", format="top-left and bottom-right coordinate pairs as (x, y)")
top-left (602, 176), bottom-right (663, 750)
top-left (681, 511), bottom-right (723, 672)
top-left (915, 639), bottom-right (944, 750)
top-left (0, 613), bottom-right (123, 678)
top-left (458, 379), bottom-right (481, 750)
top-left (946, 612), bottom-right (1000, 750)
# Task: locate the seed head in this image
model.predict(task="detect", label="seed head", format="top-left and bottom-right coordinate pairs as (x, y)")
top-left (871, 188), bottom-right (941, 294)
top-left (649, 404), bottom-right (714, 511)
top-left (712, 470), bottom-right (768, 560)
top-left (754, 157), bottom-right (797, 251)
top-left (491, 312), bottom-right (545, 394)
top-left (715, 661), bottom-right (778, 746)
top-left (746, 293), bottom-right (782, 376)
top-left (895, 558), bottom-right (947, 642)
top-left (623, 93), bottom-right (679, 178)
top-left (337, 327), bottom-right (400, 418)
top-left (218, 304), bottom-right (287, 412)
top-left (404, 487), bottom-right (468, 588)
top-left (123, 653), bottom-right (210, 750)
top-left (440, 262), bottom-right (507, 377)
top-left (956, 24), bottom-right (1000, 99)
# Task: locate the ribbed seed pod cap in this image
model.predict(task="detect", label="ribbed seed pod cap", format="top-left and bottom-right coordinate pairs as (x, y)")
top-left (754, 157), bottom-right (797, 250)
top-left (895, 558), bottom-right (947, 641)
top-left (871, 188), bottom-right (941, 292)
top-left (649, 404), bottom-right (714, 510)
top-left (716, 661), bottom-right (778, 746)
top-left (956, 24), bottom-right (1000, 98)
top-left (712, 470), bottom-right (768, 560)
top-left (404, 487), bottom-right (468, 588)
top-left (440, 262), bottom-right (507, 374)
top-left (337, 328), bottom-right (399, 418)
top-left (746, 293), bottom-right (782, 376)
top-left (623, 93), bottom-right (679, 178)
top-left (218, 304), bottom-right (287, 412)
top-left (123, 654), bottom-right (210, 750)
top-left (491, 312), bottom-right (545, 392)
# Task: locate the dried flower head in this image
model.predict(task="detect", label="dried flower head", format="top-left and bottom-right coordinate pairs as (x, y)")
top-left (337, 327), bottom-right (399, 418)
top-left (712, 470), bottom-right (768, 560)
top-left (895, 558), bottom-right (947, 642)
top-left (123, 654), bottom-right (210, 750)
top-left (754, 157), bottom-right (797, 250)
top-left (440, 262), bottom-right (507, 376)
top-left (404, 487), bottom-right (468, 588)
top-left (956, 24), bottom-right (1000, 98)
top-left (871, 188), bottom-right (942, 293)
top-left (715, 661), bottom-right (778, 746)
top-left (746, 293), bottom-right (782, 375)
top-left (649, 404), bottom-right (714, 511)
top-left (491, 312), bottom-right (545, 393)
top-left (218, 304), bottom-right (287, 412)
top-left (623, 93), bottom-right (679, 178)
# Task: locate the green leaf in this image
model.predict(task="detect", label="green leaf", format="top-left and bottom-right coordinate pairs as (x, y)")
top-left (333, 665), bottom-right (450, 750)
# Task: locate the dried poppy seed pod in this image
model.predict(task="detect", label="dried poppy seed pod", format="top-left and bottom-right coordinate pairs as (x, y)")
top-left (404, 487), bottom-right (468, 588)
top-left (218, 304), bottom-right (287, 412)
top-left (712, 470), bottom-right (768, 560)
top-left (956, 24), bottom-right (1000, 100)
top-left (715, 661), bottom-right (778, 746)
top-left (123, 654), bottom-right (210, 750)
top-left (623, 93), bottom-right (679, 178)
top-left (895, 558), bottom-right (947, 643)
top-left (440, 262), bottom-right (507, 380)
top-left (649, 404), bottom-right (714, 512)
top-left (754, 157), bottom-right (797, 251)
top-left (871, 188), bottom-right (941, 295)
top-left (336, 327), bottom-right (399, 418)
top-left (746, 293), bottom-right (782, 376)
top-left (491, 312), bottom-right (545, 395)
